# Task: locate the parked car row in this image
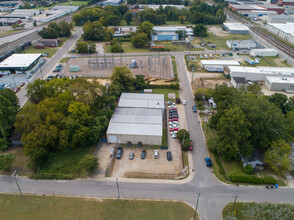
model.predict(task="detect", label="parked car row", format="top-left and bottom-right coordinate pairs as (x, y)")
top-left (45, 75), bottom-right (78, 81)
top-left (0, 82), bottom-right (25, 93)
top-left (116, 148), bottom-right (172, 161)
top-left (168, 101), bottom-right (179, 139)
top-left (199, 54), bottom-right (213, 59)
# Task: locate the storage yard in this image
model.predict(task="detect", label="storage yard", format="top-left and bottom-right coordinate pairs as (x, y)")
top-left (62, 55), bottom-right (173, 79)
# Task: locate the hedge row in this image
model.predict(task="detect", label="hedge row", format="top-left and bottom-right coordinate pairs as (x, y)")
top-left (229, 175), bottom-right (277, 185)
top-left (148, 83), bottom-right (180, 90)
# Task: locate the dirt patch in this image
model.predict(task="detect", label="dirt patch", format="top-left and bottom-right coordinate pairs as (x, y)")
top-left (192, 78), bottom-right (231, 91)
top-left (208, 26), bottom-right (229, 37)
top-left (262, 85), bottom-right (294, 98)
top-left (63, 56), bottom-right (173, 79)
top-left (168, 93), bottom-right (176, 99)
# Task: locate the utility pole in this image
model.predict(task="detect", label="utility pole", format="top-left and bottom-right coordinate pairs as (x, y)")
top-left (12, 75), bottom-right (17, 88)
top-left (193, 192), bottom-right (200, 220)
top-left (40, 66), bottom-right (44, 79)
top-left (116, 177), bottom-right (120, 202)
top-left (12, 170), bottom-right (24, 198)
top-left (232, 191), bottom-right (238, 216)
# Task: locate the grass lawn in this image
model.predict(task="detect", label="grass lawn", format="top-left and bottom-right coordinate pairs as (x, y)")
top-left (223, 202), bottom-right (294, 220)
top-left (21, 47), bottom-right (58, 58)
top-left (60, 57), bottom-right (71, 63)
top-left (31, 145), bottom-right (96, 180)
top-left (58, 1), bottom-right (89, 7)
top-left (0, 194), bottom-right (196, 220)
top-left (151, 88), bottom-right (179, 101)
top-left (155, 41), bottom-right (203, 52)
top-left (240, 56), bottom-right (291, 67)
top-left (182, 151), bottom-right (189, 168)
top-left (0, 30), bottom-right (20, 36)
top-left (195, 33), bottom-right (252, 50)
top-left (171, 55), bottom-right (178, 80)
top-left (162, 128), bottom-right (168, 147)
top-left (104, 42), bottom-right (150, 53)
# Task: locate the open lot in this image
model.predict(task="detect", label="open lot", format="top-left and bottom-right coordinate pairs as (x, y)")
top-left (0, 74), bottom-right (28, 90)
top-left (0, 194), bottom-right (196, 220)
top-left (63, 56), bottom-right (173, 79)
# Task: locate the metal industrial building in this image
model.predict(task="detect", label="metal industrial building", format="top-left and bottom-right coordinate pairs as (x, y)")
top-left (223, 23), bottom-right (250, 34)
top-left (266, 22), bottom-right (294, 45)
top-left (228, 66), bottom-right (294, 81)
top-left (118, 93), bottom-right (165, 113)
top-left (249, 48), bottom-right (278, 57)
top-left (0, 53), bottom-right (43, 74)
top-left (200, 60), bottom-right (240, 67)
top-left (265, 76), bottom-right (294, 91)
top-left (231, 76), bottom-right (250, 88)
top-left (101, 0), bottom-right (124, 6)
top-left (226, 39), bottom-right (257, 49)
top-left (151, 26), bottom-right (193, 41)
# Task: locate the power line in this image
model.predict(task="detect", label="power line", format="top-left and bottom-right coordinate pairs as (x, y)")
top-left (11, 170), bottom-right (24, 198)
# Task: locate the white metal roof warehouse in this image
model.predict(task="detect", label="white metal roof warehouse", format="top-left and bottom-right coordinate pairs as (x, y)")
top-left (0, 53), bottom-right (42, 68)
top-left (118, 93), bottom-right (164, 112)
top-left (223, 23), bottom-right (250, 34)
top-left (200, 60), bottom-right (240, 67)
top-left (228, 66), bottom-right (294, 81)
top-left (107, 107), bottom-right (163, 145)
top-left (265, 76), bottom-right (294, 91)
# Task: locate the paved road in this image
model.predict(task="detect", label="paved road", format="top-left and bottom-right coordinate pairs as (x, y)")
top-left (16, 27), bottom-right (83, 107)
top-left (3, 48), bottom-right (294, 219)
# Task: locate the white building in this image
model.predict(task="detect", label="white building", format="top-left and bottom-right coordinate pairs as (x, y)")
top-left (264, 15), bottom-right (294, 23)
top-left (249, 48), bottom-right (278, 57)
top-left (223, 23), bottom-right (250, 34)
top-left (39, 6), bottom-right (79, 23)
top-left (118, 93), bottom-right (165, 113)
top-left (200, 60), bottom-right (240, 67)
top-left (0, 53), bottom-right (43, 74)
top-left (5, 9), bottom-right (41, 18)
top-left (266, 22), bottom-right (294, 45)
top-left (141, 4), bottom-right (185, 10)
top-left (231, 76), bottom-right (250, 89)
top-left (228, 66), bottom-right (294, 81)
top-left (265, 76), bottom-right (294, 91)
top-left (226, 39), bottom-right (257, 49)
top-left (106, 107), bottom-right (163, 145)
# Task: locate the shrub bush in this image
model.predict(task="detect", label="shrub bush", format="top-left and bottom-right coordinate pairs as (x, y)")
top-left (111, 45), bottom-right (124, 53)
top-left (0, 154), bottom-right (15, 171)
top-left (79, 155), bottom-right (98, 173)
top-left (229, 175), bottom-right (277, 184)
top-left (243, 164), bottom-right (255, 174)
top-left (0, 138), bottom-right (9, 151)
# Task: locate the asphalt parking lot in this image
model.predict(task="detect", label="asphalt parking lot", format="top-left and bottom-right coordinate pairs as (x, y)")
top-left (0, 74), bottom-right (28, 89)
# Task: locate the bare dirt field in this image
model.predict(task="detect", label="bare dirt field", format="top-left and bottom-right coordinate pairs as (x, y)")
top-left (208, 26), bottom-right (229, 37)
top-left (110, 103), bottom-right (186, 179)
top-left (192, 78), bottom-right (231, 91)
top-left (63, 55), bottom-right (173, 79)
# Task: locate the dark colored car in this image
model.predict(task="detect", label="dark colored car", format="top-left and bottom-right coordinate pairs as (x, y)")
top-left (192, 105), bottom-right (197, 113)
top-left (141, 150), bottom-right (146, 159)
top-left (167, 151), bottom-right (172, 161)
top-left (116, 148), bottom-right (122, 159)
top-left (188, 140), bottom-right (193, 151)
top-left (53, 69), bottom-right (61, 72)
top-left (205, 157), bottom-right (212, 167)
top-left (0, 74), bottom-right (3, 78)
top-left (20, 82), bottom-right (25, 87)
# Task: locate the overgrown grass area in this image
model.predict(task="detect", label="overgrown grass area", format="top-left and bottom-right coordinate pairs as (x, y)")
top-left (151, 88), bottom-right (179, 101)
top-left (240, 56), bottom-right (291, 67)
top-left (31, 145), bottom-right (96, 180)
top-left (0, 194), bottom-right (196, 220)
top-left (182, 151), bottom-right (189, 168)
top-left (21, 47), bottom-right (58, 58)
top-left (202, 121), bottom-right (286, 186)
top-left (36, 1), bottom-right (89, 9)
top-left (171, 55), bottom-right (178, 80)
top-left (60, 57), bottom-right (71, 63)
top-left (223, 202), bottom-right (294, 220)
top-left (104, 42), bottom-right (150, 53)
top-left (162, 128), bottom-right (168, 147)
top-left (195, 33), bottom-right (252, 50)
top-left (0, 30), bottom-right (20, 36)
top-left (155, 41), bottom-right (203, 52)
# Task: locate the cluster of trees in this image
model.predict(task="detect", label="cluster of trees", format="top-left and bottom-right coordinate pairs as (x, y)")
top-left (0, 90), bottom-right (19, 151)
top-left (131, 21), bottom-right (153, 48)
top-left (82, 21), bottom-right (113, 41)
top-left (193, 24), bottom-right (208, 37)
top-left (110, 39), bottom-right (124, 53)
top-left (39, 22), bottom-right (74, 39)
top-left (206, 84), bottom-right (294, 174)
top-left (73, 5), bottom-right (130, 26)
top-left (15, 67), bottom-right (148, 169)
top-left (176, 129), bottom-right (191, 151)
top-left (76, 41), bottom-right (96, 53)
top-left (135, 1), bottom-right (226, 25)
top-left (127, 0), bottom-right (188, 4)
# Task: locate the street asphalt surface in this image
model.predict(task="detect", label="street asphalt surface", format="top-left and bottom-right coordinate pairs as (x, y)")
top-left (1, 27), bottom-right (293, 220)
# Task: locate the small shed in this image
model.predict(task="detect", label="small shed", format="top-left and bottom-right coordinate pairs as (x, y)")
top-left (231, 76), bottom-right (250, 89)
top-left (70, 65), bottom-right (80, 72)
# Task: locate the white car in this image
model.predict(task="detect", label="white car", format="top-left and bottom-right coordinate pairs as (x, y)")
top-left (154, 150), bottom-right (159, 159)
top-left (170, 131), bottom-right (178, 135)
top-left (182, 100), bottom-right (186, 105)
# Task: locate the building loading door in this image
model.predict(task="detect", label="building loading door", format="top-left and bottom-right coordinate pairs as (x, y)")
top-left (108, 135), bottom-right (117, 143)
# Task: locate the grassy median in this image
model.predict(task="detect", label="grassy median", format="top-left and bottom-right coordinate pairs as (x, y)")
top-left (0, 194), bottom-right (196, 220)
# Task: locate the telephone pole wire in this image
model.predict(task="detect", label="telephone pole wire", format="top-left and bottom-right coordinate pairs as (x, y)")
top-left (12, 170), bottom-right (24, 198)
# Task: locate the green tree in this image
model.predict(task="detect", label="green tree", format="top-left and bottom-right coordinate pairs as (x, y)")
top-left (23, 2), bottom-right (31, 9)
top-left (131, 32), bottom-right (149, 48)
top-left (284, 97), bottom-right (294, 114)
top-left (59, 21), bottom-right (73, 37)
top-left (26, 79), bottom-right (48, 104)
top-left (268, 93), bottom-right (288, 114)
top-left (124, 12), bottom-right (133, 25)
top-left (134, 74), bottom-right (148, 90)
top-left (79, 155), bottom-right (98, 173)
top-left (111, 66), bottom-right (135, 94)
top-left (193, 24), bottom-right (208, 37)
top-left (217, 107), bottom-right (252, 161)
top-left (72, 13), bottom-right (83, 26)
top-left (39, 26), bottom-right (59, 39)
top-left (285, 109), bottom-right (294, 142)
top-left (83, 21), bottom-right (113, 41)
top-left (176, 129), bottom-right (190, 143)
top-left (0, 154), bottom-right (15, 171)
top-left (178, 16), bottom-right (187, 24)
top-left (76, 41), bottom-right (89, 53)
top-left (138, 21), bottom-right (154, 38)
top-left (264, 139), bottom-right (292, 174)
